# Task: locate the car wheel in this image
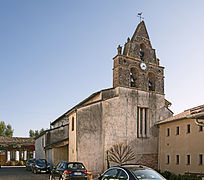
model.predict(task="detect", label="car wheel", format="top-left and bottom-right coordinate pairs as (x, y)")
top-left (34, 169), bottom-right (37, 174)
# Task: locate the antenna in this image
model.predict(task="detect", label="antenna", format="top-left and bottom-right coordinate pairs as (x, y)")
top-left (137, 12), bottom-right (144, 22)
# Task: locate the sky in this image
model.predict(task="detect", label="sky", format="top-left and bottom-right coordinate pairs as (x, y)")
top-left (0, 0), bottom-right (204, 137)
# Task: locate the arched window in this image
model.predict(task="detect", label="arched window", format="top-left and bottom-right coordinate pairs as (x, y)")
top-left (148, 72), bottom-right (155, 91)
top-left (139, 44), bottom-right (145, 61)
top-left (130, 68), bottom-right (138, 88)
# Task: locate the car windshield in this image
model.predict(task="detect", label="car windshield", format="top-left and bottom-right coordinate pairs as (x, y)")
top-left (67, 163), bottom-right (85, 169)
top-left (131, 169), bottom-right (165, 180)
top-left (36, 159), bottom-right (47, 164)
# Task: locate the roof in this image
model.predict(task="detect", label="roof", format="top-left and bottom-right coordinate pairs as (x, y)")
top-left (157, 104), bottom-right (204, 125)
top-left (0, 137), bottom-right (35, 145)
top-left (50, 87), bottom-right (115, 125)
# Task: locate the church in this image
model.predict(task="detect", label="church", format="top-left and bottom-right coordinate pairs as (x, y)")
top-left (36, 21), bottom-right (173, 175)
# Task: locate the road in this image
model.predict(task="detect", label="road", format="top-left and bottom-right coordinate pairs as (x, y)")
top-left (0, 167), bottom-right (49, 180)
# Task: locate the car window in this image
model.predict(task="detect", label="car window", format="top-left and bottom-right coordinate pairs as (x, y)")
top-left (117, 169), bottom-right (128, 179)
top-left (56, 162), bottom-right (62, 169)
top-left (132, 169), bottom-right (165, 180)
top-left (102, 169), bottom-right (119, 180)
top-left (62, 163), bottom-right (66, 169)
top-left (67, 163), bottom-right (85, 169)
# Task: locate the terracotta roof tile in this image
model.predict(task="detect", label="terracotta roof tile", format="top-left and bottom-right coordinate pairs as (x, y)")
top-left (0, 137), bottom-right (34, 145)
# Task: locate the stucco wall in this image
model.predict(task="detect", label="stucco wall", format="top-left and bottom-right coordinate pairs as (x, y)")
top-left (76, 102), bottom-right (103, 175)
top-left (35, 134), bottom-right (46, 159)
top-left (103, 87), bottom-right (172, 169)
top-left (158, 118), bottom-right (204, 175)
top-left (52, 145), bottom-right (68, 166)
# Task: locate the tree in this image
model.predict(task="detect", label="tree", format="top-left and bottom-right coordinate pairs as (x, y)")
top-left (29, 128), bottom-right (45, 138)
top-left (39, 128), bottom-right (45, 135)
top-left (108, 142), bottom-right (135, 165)
top-left (4, 124), bottom-right (14, 137)
top-left (0, 121), bottom-right (14, 137)
top-left (0, 121), bottom-right (6, 136)
top-left (29, 130), bottom-right (35, 138)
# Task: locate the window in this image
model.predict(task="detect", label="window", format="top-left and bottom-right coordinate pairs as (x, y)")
top-left (187, 124), bottom-right (191, 133)
top-left (117, 169), bottom-right (128, 179)
top-left (167, 155), bottom-right (170, 164)
top-left (176, 126), bottom-right (179, 135)
top-left (137, 107), bottom-right (148, 138)
top-left (42, 137), bottom-right (44, 147)
top-left (130, 68), bottom-right (138, 88)
top-left (72, 117), bottom-right (74, 131)
top-left (199, 126), bottom-right (203, 132)
top-left (148, 72), bottom-right (155, 91)
top-left (167, 128), bottom-right (170, 136)
top-left (102, 169), bottom-right (119, 180)
top-left (199, 154), bottom-right (203, 165)
top-left (176, 155), bottom-right (180, 164)
top-left (187, 155), bottom-right (190, 165)
top-left (139, 44), bottom-right (145, 60)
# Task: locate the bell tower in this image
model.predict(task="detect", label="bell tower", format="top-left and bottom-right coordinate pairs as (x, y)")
top-left (113, 21), bottom-right (164, 94)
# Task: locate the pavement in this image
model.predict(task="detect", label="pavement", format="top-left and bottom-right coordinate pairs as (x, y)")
top-left (0, 166), bottom-right (49, 180)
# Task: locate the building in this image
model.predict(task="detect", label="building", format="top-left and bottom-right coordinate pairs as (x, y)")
top-left (158, 105), bottom-right (204, 175)
top-left (44, 21), bottom-right (173, 175)
top-left (35, 119), bottom-right (69, 166)
top-left (0, 137), bottom-right (35, 165)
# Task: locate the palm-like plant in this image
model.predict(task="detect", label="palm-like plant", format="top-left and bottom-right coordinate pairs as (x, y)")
top-left (108, 143), bottom-right (135, 165)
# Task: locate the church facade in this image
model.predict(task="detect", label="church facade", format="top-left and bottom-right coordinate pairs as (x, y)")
top-left (38, 21), bottom-right (173, 175)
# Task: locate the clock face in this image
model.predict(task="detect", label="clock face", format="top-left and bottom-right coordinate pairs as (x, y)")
top-left (140, 62), bottom-right (147, 70)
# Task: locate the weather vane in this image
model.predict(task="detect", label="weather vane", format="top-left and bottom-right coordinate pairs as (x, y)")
top-left (137, 12), bottom-right (144, 22)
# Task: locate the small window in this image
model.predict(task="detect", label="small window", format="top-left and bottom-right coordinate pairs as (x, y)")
top-left (42, 138), bottom-right (44, 147)
top-left (176, 126), bottom-right (179, 135)
top-left (148, 72), bottom-right (155, 91)
top-left (167, 128), bottom-right (170, 136)
top-left (72, 117), bottom-right (74, 131)
top-left (176, 155), bottom-right (180, 164)
top-left (199, 154), bottom-right (203, 165)
top-left (139, 44), bottom-right (145, 61)
top-left (187, 155), bottom-right (190, 165)
top-left (137, 107), bottom-right (148, 138)
top-left (199, 126), bottom-right (203, 132)
top-left (167, 155), bottom-right (170, 164)
top-left (187, 124), bottom-right (191, 133)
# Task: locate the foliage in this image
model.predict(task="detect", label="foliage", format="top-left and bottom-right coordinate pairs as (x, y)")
top-left (108, 142), bottom-right (135, 165)
top-left (6, 160), bottom-right (25, 166)
top-left (0, 121), bottom-right (14, 137)
top-left (160, 171), bottom-right (202, 180)
top-left (29, 128), bottom-right (45, 138)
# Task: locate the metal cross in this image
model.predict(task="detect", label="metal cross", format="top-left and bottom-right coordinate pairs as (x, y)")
top-left (137, 12), bottom-right (144, 22)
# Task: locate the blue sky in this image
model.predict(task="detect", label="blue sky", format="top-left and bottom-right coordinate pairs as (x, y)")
top-left (0, 0), bottom-right (204, 137)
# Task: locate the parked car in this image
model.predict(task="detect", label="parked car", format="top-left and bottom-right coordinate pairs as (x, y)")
top-left (32, 158), bottom-right (50, 174)
top-left (26, 158), bottom-right (36, 171)
top-left (95, 164), bottom-right (166, 180)
top-left (49, 161), bottom-right (88, 180)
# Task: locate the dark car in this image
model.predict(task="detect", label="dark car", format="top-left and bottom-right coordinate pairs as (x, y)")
top-left (96, 164), bottom-right (166, 180)
top-left (32, 158), bottom-right (50, 174)
top-left (26, 158), bottom-right (36, 171)
top-left (49, 162), bottom-right (88, 180)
